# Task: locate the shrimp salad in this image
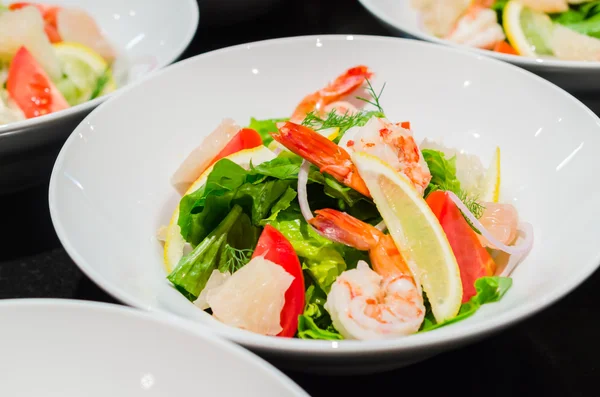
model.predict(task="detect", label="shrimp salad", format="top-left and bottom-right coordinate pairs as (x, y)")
top-left (158, 66), bottom-right (534, 341)
top-left (412, 0), bottom-right (600, 61)
top-left (0, 2), bottom-right (116, 125)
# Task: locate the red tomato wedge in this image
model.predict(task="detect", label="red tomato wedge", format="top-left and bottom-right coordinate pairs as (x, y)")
top-left (426, 191), bottom-right (496, 303)
top-left (400, 121), bottom-right (410, 129)
top-left (207, 128), bottom-right (263, 167)
top-left (9, 2), bottom-right (62, 43)
top-left (7, 46), bottom-right (69, 118)
top-left (252, 225), bottom-right (305, 338)
top-left (493, 41), bottom-right (518, 56)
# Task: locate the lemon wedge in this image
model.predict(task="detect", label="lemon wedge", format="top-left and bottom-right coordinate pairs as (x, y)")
top-left (163, 146), bottom-right (276, 273)
top-left (352, 151), bottom-right (462, 322)
top-left (503, 0), bottom-right (555, 57)
top-left (319, 126), bottom-right (340, 141)
top-left (481, 147), bottom-right (501, 203)
top-left (53, 41), bottom-right (116, 100)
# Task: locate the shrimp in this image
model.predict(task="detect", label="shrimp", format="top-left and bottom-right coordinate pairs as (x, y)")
top-left (290, 65), bottom-right (373, 123)
top-left (477, 202), bottom-right (519, 249)
top-left (272, 121), bottom-right (371, 197)
top-left (445, 5), bottom-right (505, 50)
top-left (310, 208), bottom-right (425, 340)
top-left (339, 117), bottom-right (432, 195)
top-left (271, 118), bottom-right (432, 196)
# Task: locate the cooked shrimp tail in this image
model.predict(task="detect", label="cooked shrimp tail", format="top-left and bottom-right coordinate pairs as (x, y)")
top-left (309, 208), bottom-right (413, 279)
top-left (310, 208), bottom-right (381, 250)
top-left (290, 65), bottom-right (373, 123)
top-left (271, 122), bottom-right (370, 197)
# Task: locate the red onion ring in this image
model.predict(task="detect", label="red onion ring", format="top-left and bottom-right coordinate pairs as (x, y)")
top-left (375, 220), bottom-right (387, 232)
top-left (446, 191), bottom-right (534, 257)
top-left (298, 160), bottom-right (314, 222)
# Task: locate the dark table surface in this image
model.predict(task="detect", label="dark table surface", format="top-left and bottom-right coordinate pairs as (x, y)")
top-left (2, 1), bottom-right (600, 396)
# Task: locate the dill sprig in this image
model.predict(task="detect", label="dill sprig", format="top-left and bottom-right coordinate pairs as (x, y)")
top-left (300, 79), bottom-right (387, 136)
top-left (223, 244), bottom-right (253, 273)
top-left (356, 78), bottom-right (386, 115)
top-left (456, 190), bottom-right (485, 220)
top-left (301, 109), bottom-right (375, 133)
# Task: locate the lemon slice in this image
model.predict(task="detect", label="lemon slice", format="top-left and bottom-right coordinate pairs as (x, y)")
top-left (481, 147), bottom-right (501, 203)
top-left (319, 126), bottom-right (340, 141)
top-left (53, 41), bottom-right (116, 102)
top-left (352, 151), bottom-right (462, 322)
top-left (163, 146), bottom-right (276, 273)
top-left (503, 0), bottom-right (555, 57)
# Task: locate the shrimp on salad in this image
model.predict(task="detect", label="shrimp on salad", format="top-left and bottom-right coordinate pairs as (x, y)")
top-left (290, 65), bottom-right (373, 123)
top-left (411, 0), bottom-right (600, 60)
top-left (272, 117), bottom-right (432, 196)
top-left (309, 209), bottom-right (425, 340)
top-left (160, 65), bottom-right (534, 342)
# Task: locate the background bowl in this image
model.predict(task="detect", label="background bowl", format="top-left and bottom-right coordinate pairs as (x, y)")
top-left (49, 35), bottom-right (600, 374)
top-left (0, 0), bottom-right (199, 194)
top-left (357, 0), bottom-right (600, 94)
top-left (0, 299), bottom-right (309, 396)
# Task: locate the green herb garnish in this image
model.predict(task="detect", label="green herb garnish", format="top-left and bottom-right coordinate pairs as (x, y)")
top-left (90, 68), bottom-right (112, 100)
top-left (356, 78), bottom-right (386, 115)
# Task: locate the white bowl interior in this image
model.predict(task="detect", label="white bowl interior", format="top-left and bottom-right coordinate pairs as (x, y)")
top-left (49, 35), bottom-right (600, 354)
top-left (0, 300), bottom-right (308, 396)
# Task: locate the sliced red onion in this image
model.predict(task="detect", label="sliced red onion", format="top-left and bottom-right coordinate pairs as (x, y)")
top-left (498, 222), bottom-right (534, 278)
top-left (298, 160), bottom-right (314, 222)
top-left (446, 191), bottom-right (534, 257)
top-left (375, 220), bottom-right (387, 232)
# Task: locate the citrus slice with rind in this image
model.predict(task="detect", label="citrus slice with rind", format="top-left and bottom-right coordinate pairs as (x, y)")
top-left (352, 151), bottom-right (463, 323)
top-left (481, 146), bottom-right (501, 203)
top-left (163, 146), bottom-right (276, 273)
top-left (503, 0), bottom-right (555, 57)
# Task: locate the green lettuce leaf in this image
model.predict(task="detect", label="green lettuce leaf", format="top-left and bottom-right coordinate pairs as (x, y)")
top-left (248, 117), bottom-right (288, 146)
top-left (260, 187), bottom-right (297, 225)
top-left (267, 206), bottom-right (347, 291)
top-left (266, 205), bottom-right (367, 292)
top-left (178, 158), bottom-right (295, 245)
top-left (179, 154), bottom-right (378, 245)
top-left (422, 149), bottom-right (461, 196)
top-left (419, 276), bottom-right (513, 332)
top-left (297, 282), bottom-right (343, 340)
top-left (552, 1), bottom-right (600, 38)
top-left (167, 205), bottom-right (259, 301)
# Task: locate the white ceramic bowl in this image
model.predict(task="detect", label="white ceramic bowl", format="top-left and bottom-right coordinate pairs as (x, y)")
top-left (358, 0), bottom-right (600, 94)
top-left (49, 35), bottom-right (600, 374)
top-left (0, 0), bottom-right (199, 194)
top-left (0, 299), bottom-right (309, 396)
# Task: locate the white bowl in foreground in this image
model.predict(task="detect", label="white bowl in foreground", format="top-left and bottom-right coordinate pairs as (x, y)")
top-left (0, 299), bottom-right (309, 397)
top-left (358, 0), bottom-right (600, 94)
top-left (49, 35), bottom-right (600, 374)
top-left (0, 0), bottom-right (199, 194)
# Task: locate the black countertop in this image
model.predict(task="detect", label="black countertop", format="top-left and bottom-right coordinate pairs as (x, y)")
top-left (1, 1), bottom-right (599, 396)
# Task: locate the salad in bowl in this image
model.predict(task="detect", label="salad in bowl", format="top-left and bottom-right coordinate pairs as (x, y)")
top-left (412, 0), bottom-right (600, 61)
top-left (0, 1), bottom-right (117, 125)
top-left (158, 66), bottom-right (534, 341)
